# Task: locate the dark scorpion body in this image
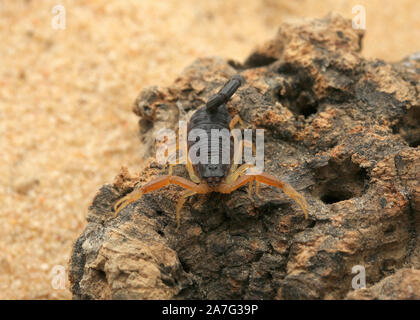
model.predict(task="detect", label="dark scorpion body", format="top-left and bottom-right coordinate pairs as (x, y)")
top-left (187, 75), bottom-right (243, 187)
top-left (114, 75), bottom-right (308, 230)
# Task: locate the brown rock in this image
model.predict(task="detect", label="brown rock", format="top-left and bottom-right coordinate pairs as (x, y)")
top-left (69, 14), bottom-right (420, 299)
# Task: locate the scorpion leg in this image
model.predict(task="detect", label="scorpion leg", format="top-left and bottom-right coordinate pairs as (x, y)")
top-left (228, 136), bottom-right (256, 177)
top-left (255, 180), bottom-right (261, 197)
top-left (167, 128), bottom-right (181, 176)
top-left (225, 163), bottom-right (254, 184)
top-left (229, 114), bottom-right (245, 130)
top-left (226, 163), bottom-right (259, 199)
top-left (186, 155), bottom-right (201, 183)
top-left (166, 130), bottom-right (200, 183)
top-left (168, 164), bottom-right (175, 176)
top-left (229, 116), bottom-right (256, 177)
top-left (176, 190), bottom-right (197, 231)
top-left (230, 114), bottom-right (255, 152)
top-left (227, 163), bottom-right (266, 200)
top-left (219, 172), bottom-right (308, 219)
top-left (171, 154), bottom-right (200, 183)
top-left (114, 175), bottom-right (209, 217)
top-left (229, 115), bottom-right (255, 154)
top-left (248, 180), bottom-right (253, 199)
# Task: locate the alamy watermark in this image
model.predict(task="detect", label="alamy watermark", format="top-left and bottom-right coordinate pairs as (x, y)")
top-left (351, 265), bottom-right (366, 290)
top-left (352, 5), bottom-right (366, 30)
top-left (51, 5), bottom-right (66, 30)
top-left (50, 265), bottom-right (66, 290)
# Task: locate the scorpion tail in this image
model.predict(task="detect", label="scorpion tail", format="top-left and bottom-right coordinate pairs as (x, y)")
top-left (206, 74), bottom-right (245, 113)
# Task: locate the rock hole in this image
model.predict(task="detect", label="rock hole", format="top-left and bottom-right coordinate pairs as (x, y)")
top-left (384, 225), bottom-right (395, 235)
top-left (307, 220), bottom-right (317, 228)
top-left (274, 63), bottom-right (319, 118)
top-left (180, 259), bottom-right (191, 273)
top-left (94, 269), bottom-right (107, 283)
top-left (381, 259), bottom-right (397, 274)
top-left (392, 107), bottom-right (420, 148)
top-left (320, 193), bottom-right (351, 204)
top-left (409, 139), bottom-right (420, 148)
top-left (98, 270), bottom-right (106, 281)
top-left (312, 158), bottom-right (368, 204)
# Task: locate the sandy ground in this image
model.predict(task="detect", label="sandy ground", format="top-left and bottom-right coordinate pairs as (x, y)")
top-left (0, 0), bottom-right (418, 299)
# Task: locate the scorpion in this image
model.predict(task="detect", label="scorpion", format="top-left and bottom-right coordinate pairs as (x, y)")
top-left (114, 75), bottom-right (308, 230)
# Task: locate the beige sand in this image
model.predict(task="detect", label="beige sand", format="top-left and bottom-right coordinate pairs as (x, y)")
top-left (0, 0), bottom-right (418, 299)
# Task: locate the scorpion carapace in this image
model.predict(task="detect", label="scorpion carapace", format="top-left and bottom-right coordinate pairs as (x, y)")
top-left (114, 75), bottom-right (308, 230)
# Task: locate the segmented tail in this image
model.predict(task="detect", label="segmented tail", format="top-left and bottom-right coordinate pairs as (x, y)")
top-left (206, 75), bottom-right (245, 113)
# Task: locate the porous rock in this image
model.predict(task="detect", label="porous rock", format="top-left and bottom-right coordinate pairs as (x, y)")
top-left (346, 269), bottom-right (420, 300)
top-left (69, 13), bottom-right (420, 299)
